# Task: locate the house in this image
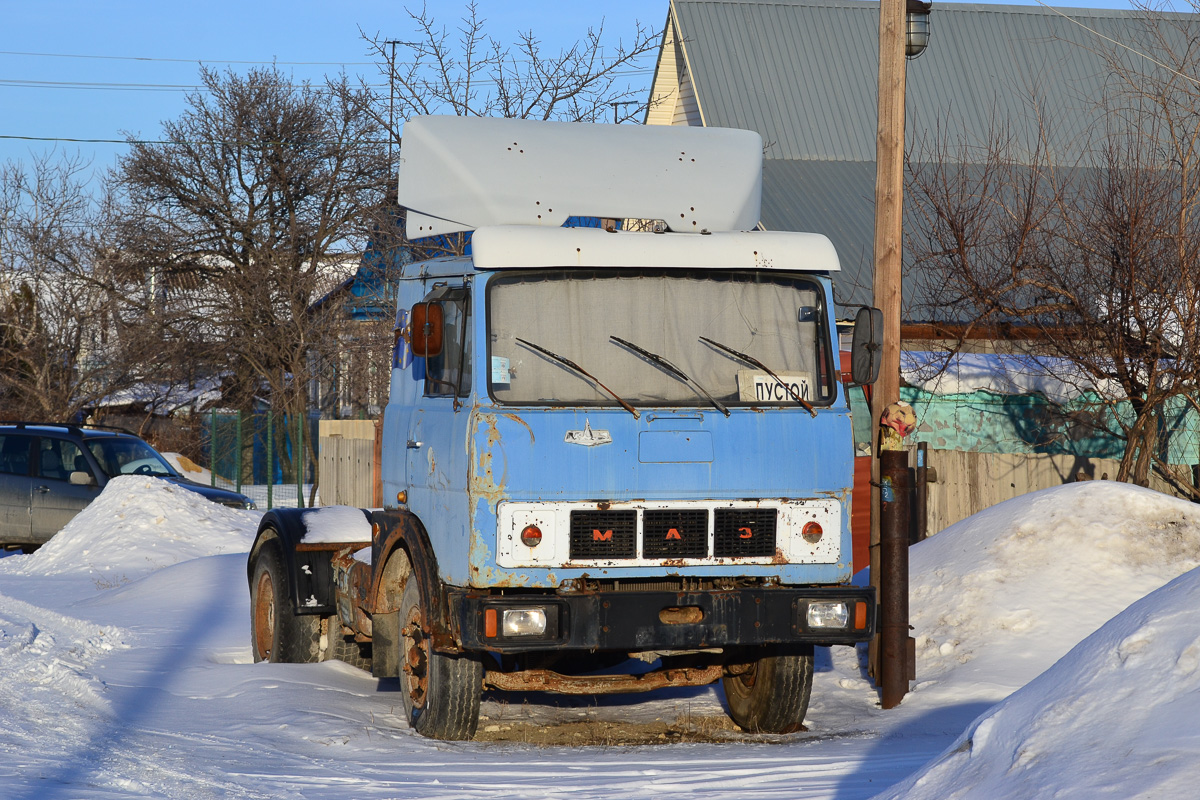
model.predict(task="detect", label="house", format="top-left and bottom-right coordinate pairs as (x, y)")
top-left (646, 0), bottom-right (1171, 315)
top-left (645, 0), bottom-right (1200, 528)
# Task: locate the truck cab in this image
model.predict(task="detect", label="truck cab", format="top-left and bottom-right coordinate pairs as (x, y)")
top-left (248, 116), bottom-right (879, 741)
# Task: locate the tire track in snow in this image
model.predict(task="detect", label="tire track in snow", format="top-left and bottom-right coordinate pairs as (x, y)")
top-left (0, 590), bottom-right (129, 783)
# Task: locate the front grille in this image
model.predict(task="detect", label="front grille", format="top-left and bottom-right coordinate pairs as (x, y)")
top-left (642, 509), bottom-right (709, 558)
top-left (714, 508), bottom-right (777, 557)
top-left (570, 510), bottom-right (637, 559)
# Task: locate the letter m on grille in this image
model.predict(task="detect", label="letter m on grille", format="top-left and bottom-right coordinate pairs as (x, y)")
top-left (570, 510), bottom-right (637, 559)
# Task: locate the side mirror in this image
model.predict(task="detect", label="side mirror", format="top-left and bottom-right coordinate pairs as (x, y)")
top-left (850, 306), bottom-right (884, 385)
top-left (410, 302), bottom-right (444, 358)
top-left (69, 471), bottom-right (96, 487)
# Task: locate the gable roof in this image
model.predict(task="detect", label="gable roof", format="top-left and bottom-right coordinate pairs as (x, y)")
top-left (648, 0), bottom-right (1190, 313)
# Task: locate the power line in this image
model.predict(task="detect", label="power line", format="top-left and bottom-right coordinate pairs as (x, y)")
top-left (0, 134), bottom-right (391, 146)
top-left (0, 69), bottom-right (652, 94)
top-left (1031, 0), bottom-right (1200, 89)
top-left (0, 78), bottom-right (390, 92)
top-left (0, 49), bottom-right (377, 67)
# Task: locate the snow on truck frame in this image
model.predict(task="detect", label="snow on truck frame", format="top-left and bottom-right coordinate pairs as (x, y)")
top-left (247, 115), bottom-right (884, 741)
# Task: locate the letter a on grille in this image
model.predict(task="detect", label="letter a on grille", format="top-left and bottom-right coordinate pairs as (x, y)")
top-left (665, 528), bottom-right (682, 540)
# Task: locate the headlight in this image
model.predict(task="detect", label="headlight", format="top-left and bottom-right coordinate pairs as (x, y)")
top-left (484, 605), bottom-right (557, 640)
top-left (502, 608), bottom-right (548, 637)
top-left (806, 601), bottom-right (850, 629)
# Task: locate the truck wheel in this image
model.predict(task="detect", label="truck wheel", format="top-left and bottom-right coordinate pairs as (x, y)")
top-left (250, 541), bottom-right (322, 664)
top-left (398, 574), bottom-right (482, 740)
top-left (326, 622), bottom-right (373, 672)
top-left (722, 645), bottom-right (814, 733)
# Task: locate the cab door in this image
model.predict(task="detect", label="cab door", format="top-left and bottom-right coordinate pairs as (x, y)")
top-left (405, 284), bottom-right (473, 542)
top-left (30, 437), bottom-right (101, 542)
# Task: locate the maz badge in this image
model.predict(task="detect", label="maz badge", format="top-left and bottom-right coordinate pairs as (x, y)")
top-left (564, 419), bottom-right (612, 447)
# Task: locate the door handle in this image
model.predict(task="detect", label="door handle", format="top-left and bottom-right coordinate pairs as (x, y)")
top-left (35, 485), bottom-right (50, 494)
top-left (407, 440), bottom-right (423, 449)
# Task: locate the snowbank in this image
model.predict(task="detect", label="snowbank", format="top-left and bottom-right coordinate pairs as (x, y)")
top-left (878, 564), bottom-right (1200, 799)
top-left (906, 481), bottom-right (1200, 702)
top-left (1, 475), bottom-right (259, 578)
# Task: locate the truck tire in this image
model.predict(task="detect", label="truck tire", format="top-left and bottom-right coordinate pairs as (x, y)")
top-left (398, 574), bottom-right (482, 740)
top-left (722, 645), bottom-right (814, 733)
top-left (250, 541), bottom-right (322, 664)
top-left (325, 622), bottom-right (373, 672)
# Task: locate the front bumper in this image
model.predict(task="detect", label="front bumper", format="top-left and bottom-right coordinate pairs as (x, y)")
top-left (450, 586), bottom-right (875, 653)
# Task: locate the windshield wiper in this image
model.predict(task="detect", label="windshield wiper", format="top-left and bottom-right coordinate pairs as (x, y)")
top-left (699, 336), bottom-right (817, 417)
top-left (610, 336), bottom-right (729, 417)
top-left (514, 337), bottom-right (640, 419)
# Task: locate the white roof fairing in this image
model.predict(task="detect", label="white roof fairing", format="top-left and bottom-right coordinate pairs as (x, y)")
top-left (397, 116), bottom-right (763, 238)
top-left (470, 226), bottom-right (840, 272)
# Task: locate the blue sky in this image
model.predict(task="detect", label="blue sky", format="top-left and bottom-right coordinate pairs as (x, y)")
top-left (0, 0), bottom-right (1151, 180)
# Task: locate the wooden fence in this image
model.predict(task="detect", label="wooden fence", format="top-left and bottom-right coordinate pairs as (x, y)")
top-left (318, 420), bottom-right (380, 507)
top-left (921, 449), bottom-right (1191, 535)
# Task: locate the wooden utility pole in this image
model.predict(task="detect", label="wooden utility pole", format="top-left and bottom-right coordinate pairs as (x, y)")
top-left (869, 0), bottom-right (908, 689)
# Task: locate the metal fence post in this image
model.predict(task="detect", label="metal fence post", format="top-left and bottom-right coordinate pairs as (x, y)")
top-left (210, 408), bottom-right (217, 488)
top-left (266, 409), bottom-right (274, 511)
top-left (235, 411), bottom-right (243, 494)
top-left (296, 409), bottom-right (305, 509)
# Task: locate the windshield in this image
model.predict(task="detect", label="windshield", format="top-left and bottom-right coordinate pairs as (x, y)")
top-left (487, 270), bottom-right (835, 407)
top-left (86, 437), bottom-right (176, 478)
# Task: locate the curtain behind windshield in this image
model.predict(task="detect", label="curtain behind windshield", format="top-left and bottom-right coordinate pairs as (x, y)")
top-left (487, 270), bottom-right (831, 406)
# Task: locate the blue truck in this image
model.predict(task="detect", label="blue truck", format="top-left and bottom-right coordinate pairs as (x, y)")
top-left (247, 116), bottom-right (882, 740)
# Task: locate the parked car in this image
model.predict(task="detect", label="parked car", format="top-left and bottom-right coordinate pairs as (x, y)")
top-left (0, 422), bottom-right (255, 552)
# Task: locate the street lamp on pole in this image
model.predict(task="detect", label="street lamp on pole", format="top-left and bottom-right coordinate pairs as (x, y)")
top-left (870, 0), bottom-right (931, 710)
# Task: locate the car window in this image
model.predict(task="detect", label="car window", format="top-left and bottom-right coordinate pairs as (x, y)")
top-left (0, 434), bottom-right (32, 476)
top-left (37, 439), bottom-right (88, 482)
top-left (85, 437), bottom-right (174, 477)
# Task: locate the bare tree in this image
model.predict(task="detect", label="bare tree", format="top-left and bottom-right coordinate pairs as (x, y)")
top-left (111, 66), bottom-right (390, 488)
top-left (906, 8), bottom-right (1200, 491)
top-left (362, 2), bottom-right (661, 129)
top-left (0, 152), bottom-right (152, 421)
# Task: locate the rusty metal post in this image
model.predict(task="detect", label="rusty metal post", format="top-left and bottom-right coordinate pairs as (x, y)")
top-left (879, 447), bottom-right (910, 709)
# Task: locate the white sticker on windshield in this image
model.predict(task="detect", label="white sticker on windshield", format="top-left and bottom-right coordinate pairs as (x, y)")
top-left (491, 356), bottom-right (511, 384)
top-left (737, 370), bottom-right (813, 403)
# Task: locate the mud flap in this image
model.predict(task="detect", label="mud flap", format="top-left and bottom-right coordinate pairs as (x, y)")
top-left (372, 610), bottom-right (400, 678)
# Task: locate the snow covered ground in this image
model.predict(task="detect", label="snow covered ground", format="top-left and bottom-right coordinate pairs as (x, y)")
top-left (2, 477), bottom-right (1199, 798)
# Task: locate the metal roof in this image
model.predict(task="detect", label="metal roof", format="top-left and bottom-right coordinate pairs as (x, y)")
top-left (662, 0), bottom-right (1190, 311)
top-left (671, 0), bottom-right (1172, 163)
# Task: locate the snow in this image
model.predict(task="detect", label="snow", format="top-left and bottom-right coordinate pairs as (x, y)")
top-left (2, 478), bottom-right (1199, 798)
top-left (301, 505), bottom-right (373, 544)
top-left (901, 351), bottom-right (1117, 403)
top-left (7, 475), bottom-right (259, 578)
